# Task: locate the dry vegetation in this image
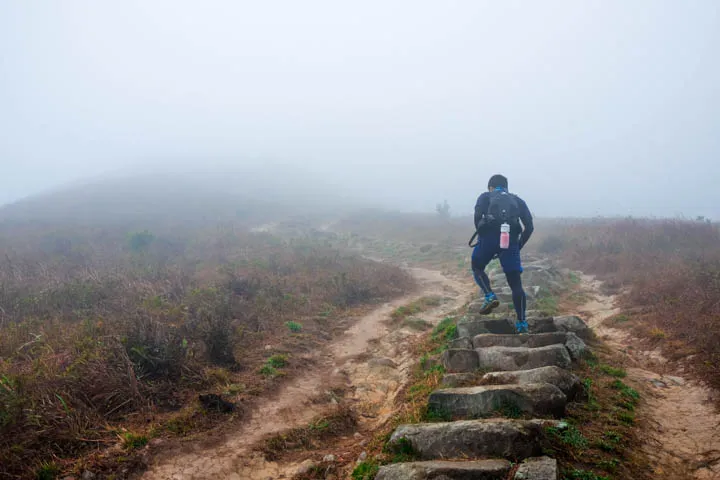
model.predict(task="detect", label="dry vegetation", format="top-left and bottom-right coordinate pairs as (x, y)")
top-left (0, 221), bottom-right (412, 479)
top-left (531, 218), bottom-right (720, 392)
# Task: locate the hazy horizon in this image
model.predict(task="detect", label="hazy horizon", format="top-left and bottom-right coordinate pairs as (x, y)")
top-left (2, 1), bottom-right (719, 218)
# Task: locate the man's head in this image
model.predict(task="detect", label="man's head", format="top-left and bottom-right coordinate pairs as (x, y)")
top-left (488, 174), bottom-right (508, 191)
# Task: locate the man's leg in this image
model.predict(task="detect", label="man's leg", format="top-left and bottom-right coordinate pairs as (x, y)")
top-left (499, 244), bottom-right (528, 333)
top-left (471, 239), bottom-right (500, 314)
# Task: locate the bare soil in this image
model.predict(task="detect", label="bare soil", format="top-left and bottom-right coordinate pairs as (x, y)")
top-left (141, 267), bottom-right (474, 480)
top-left (577, 274), bottom-right (720, 480)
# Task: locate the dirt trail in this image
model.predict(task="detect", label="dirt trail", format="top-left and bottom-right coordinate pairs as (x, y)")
top-left (142, 267), bottom-right (475, 480)
top-left (577, 275), bottom-right (720, 480)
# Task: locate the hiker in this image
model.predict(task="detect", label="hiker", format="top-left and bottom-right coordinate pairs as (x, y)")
top-left (471, 174), bottom-right (534, 333)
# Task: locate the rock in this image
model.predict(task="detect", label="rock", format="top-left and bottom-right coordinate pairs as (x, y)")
top-left (526, 317), bottom-right (557, 334)
top-left (428, 383), bottom-right (566, 419)
top-left (81, 472), bottom-right (96, 480)
top-left (472, 332), bottom-right (569, 349)
top-left (441, 373), bottom-right (478, 388)
top-left (370, 358), bottom-right (398, 368)
top-left (514, 456), bottom-right (558, 479)
top-left (323, 454), bottom-right (336, 462)
top-left (357, 451), bottom-right (368, 463)
top-left (457, 317), bottom-right (516, 337)
top-left (376, 459), bottom-right (512, 480)
top-left (450, 337), bottom-right (473, 350)
top-left (480, 366), bottom-right (583, 401)
top-left (295, 459), bottom-right (316, 475)
top-left (389, 419), bottom-right (543, 460)
top-left (564, 332), bottom-right (586, 361)
top-left (476, 345), bottom-right (572, 371)
top-left (650, 379), bottom-right (668, 388)
top-left (264, 344), bottom-right (273, 350)
top-left (664, 375), bottom-right (686, 386)
top-left (441, 349), bottom-right (479, 373)
top-left (552, 315), bottom-right (592, 340)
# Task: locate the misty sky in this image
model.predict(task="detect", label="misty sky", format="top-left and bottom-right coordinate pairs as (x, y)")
top-left (1, 1), bottom-right (719, 218)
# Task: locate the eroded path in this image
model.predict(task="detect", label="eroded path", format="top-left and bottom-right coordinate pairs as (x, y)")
top-left (142, 267), bottom-right (475, 480)
top-left (577, 275), bottom-right (720, 479)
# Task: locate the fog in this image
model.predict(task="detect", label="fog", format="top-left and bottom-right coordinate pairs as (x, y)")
top-left (2, 1), bottom-right (719, 218)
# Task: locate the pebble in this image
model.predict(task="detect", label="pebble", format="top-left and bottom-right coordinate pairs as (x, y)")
top-left (357, 451), bottom-right (367, 463)
top-left (323, 454), bottom-right (336, 463)
top-left (664, 375), bottom-right (686, 386)
top-left (295, 459), bottom-right (316, 475)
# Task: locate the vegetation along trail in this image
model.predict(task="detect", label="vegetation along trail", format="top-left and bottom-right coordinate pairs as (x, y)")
top-left (142, 266), bottom-right (475, 480)
top-left (577, 275), bottom-right (720, 479)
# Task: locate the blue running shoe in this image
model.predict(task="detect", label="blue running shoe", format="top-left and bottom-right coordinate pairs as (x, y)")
top-left (515, 321), bottom-right (529, 334)
top-left (477, 293), bottom-right (500, 315)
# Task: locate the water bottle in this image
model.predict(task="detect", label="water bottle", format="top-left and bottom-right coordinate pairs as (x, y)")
top-left (500, 223), bottom-right (510, 249)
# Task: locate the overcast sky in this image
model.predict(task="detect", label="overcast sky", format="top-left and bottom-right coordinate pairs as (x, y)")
top-left (1, 1), bottom-right (719, 217)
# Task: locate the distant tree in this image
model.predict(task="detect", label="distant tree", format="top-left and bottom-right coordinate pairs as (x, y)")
top-left (127, 230), bottom-right (155, 252)
top-left (436, 200), bottom-right (451, 219)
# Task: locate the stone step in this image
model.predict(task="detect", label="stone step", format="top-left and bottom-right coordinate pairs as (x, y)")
top-left (457, 317), bottom-right (516, 337)
top-left (441, 349), bottom-right (479, 373)
top-left (514, 456), bottom-right (558, 479)
top-left (441, 372), bottom-right (479, 388)
top-left (471, 332), bottom-right (587, 361)
top-left (428, 383), bottom-right (566, 419)
top-left (388, 419), bottom-right (544, 461)
top-left (472, 332), bottom-right (569, 349)
top-left (477, 345), bottom-right (572, 371)
top-left (480, 366), bottom-right (583, 401)
top-left (375, 459), bottom-right (511, 480)
top-left (458, 315), bottom-right (591, 340)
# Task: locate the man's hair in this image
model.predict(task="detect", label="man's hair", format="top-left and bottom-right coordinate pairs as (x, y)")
top-left (488, 174), bottom-right (508, 190)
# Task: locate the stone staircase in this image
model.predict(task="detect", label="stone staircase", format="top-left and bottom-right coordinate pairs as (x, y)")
top-left (375, 309), bottom-right (592, 480)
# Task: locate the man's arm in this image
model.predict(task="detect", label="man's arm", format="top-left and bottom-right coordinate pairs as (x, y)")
top-left (474, 193), bottom-right (489, 230)
top-left (518, 197), bottom-right (534, 249)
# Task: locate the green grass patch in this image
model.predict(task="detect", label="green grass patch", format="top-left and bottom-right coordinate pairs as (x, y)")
top-left (259, 365), bottom-right (279, 377)
top-left (120, 432), bottom-right (148, 450)
top-left (285, 321), bottom-right (303, 333)
top-left (35, 461), bottom-right (60, 480)
top-left (598, 364), bottom-right (626, 378)
top-left (352, 461), bottom-right (380, 480)
top-left (266, 354), bottom-right (288, 368)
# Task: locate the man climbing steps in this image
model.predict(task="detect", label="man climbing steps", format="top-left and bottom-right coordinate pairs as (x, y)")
top-left (471, 174), bottom-right (534, 333)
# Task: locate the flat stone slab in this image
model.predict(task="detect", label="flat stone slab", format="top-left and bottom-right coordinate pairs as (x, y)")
top-left (441, 373), bottom-right (479, 388)
top-left (480, 366), bottom-right (583, 401)
top-left (457, 317), bottom-right (516, 337)
top-left (441, 349), bottom-right (479, 373)
top-left (428, 383), bottom-right (566, 418)
top-left (476, 345), bottom-right (572, 371)
top-left (389, 419), bottom-right (543, 460)
top-left (514, 456), bottom-right (558, 479)
top-left (450, 337), bottom-right (473, 350)
top-left (472, 332), bottom-right (586, 362)
top-left (376, 459), bottom-right (511, 480)
top-left (553, 315), bottom-right (592, 340)
top-left (472, 332), bottom-right (570, 349)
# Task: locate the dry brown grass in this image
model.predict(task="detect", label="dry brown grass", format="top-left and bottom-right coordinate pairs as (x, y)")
top-left (0, 224), bottom-right (413, 478)
top-left (534, 218), bottom-right (720, 393)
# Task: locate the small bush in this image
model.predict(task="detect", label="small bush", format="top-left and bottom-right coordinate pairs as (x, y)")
top-left (285, 321), bottom-right (303, 333)
top-left (266, 354), bottom-right (288, 368)
top-left (120, 432), bottom-right (148, 450)
top-left (352, 461), bottom-right (379, 480)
